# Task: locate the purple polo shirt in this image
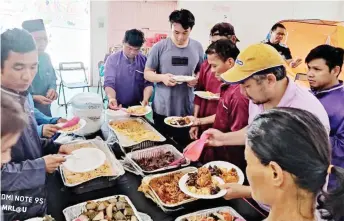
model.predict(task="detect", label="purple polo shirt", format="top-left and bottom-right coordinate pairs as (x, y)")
top-left (312, 82), bottom-right (344, 189)
top-left (104, 51), bottom-right (153, 107)
top-left (249, 78), bottom-right (330, 213)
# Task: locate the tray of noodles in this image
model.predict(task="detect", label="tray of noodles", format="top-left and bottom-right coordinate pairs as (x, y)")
top-left (138, 167), bottom-right (198, 208)
top-left (108, 117), bottom-right (166, 147)
top-left (59, 138), bottom-right (125, 187)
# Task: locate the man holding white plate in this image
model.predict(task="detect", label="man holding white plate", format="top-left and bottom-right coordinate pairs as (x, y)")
top-left (190, 40), bottom-right (249, 170)
top-left (144, 9), bottom-right (204, 146)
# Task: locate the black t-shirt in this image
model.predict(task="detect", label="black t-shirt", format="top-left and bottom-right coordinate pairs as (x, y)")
top-left (264, 40), bottom-right (292, 60)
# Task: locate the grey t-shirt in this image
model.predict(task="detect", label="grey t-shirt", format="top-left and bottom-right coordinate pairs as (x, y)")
top-left (146, 37), bottom-right (204, 116)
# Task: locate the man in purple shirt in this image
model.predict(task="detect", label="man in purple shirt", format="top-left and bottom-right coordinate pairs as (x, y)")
top-left (104, 29), bottom-right (153, 109)
top-left (306, 44), bottom-right (344, 190)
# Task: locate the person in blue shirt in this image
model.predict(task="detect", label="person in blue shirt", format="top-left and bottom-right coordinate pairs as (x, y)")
top-left (22, 19), bottom-right (58, 117)
top-left (28, 93), bottom-right (67, 138)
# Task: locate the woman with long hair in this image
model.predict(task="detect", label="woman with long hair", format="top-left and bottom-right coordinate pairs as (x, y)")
top-left (245, 107), bottom-right (344, 221)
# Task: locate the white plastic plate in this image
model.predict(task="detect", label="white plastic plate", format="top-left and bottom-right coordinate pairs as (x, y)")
top-left (173, 75), bottom-right (196, 83)
top-left (125, 105), bottom-right (152, 116)
top-left (203, 161), bottom-right (245, 185)
top-left (179, 173), bottom-right (227, 199)
top-left (194, 91), bottom-right (220, 100)
top-left (62, 148), bottom-right (106, 173)
top-left (164, 116), bottom-right (193, 128)
top-left (57, 119), bottom-right (86, 134)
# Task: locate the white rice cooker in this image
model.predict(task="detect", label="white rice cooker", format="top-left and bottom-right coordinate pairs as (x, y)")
top-left (70, 92), bottom-right (104, 135)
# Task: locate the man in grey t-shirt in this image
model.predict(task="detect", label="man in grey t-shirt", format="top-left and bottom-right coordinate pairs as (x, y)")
top-left (144, 9), bottom-right (204, 147)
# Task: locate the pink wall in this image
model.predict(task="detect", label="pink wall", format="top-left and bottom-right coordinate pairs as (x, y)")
top-left (107, 0), bottom-right (177, 48)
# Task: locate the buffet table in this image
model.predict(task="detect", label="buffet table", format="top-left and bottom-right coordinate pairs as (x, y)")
top-left (50, 121), bottom-right (268, 221)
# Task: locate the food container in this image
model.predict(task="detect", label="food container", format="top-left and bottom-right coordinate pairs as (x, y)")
top-left (139, 167), bottom-right (198, 208)
top-left (125, 144), bottom-right (190, 173)
top-left (175, 206), bottom-right (245, 221)
top-left (63, 195), bottom-right (142, 221)
top-left (59, 137), bottom-right (125, 187)
top-left (71, 92), bottom-right (104, 135)
top-left (108, 117), bottom-right (166, 148)
top-left (105, 109), bottom-right (130, 122)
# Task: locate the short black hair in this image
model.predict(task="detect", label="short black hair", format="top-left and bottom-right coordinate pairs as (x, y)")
top-left (248, 107), bottom-right (344, 221)
top-left (1, 28), bottom-right (36, 69)
top-left (169, 9), bottom-right (195, 30)
top-left (123, 29), bottom-right (145, 48)
top-left (271, 23), bottom-right (286, 31)
top-left (305, 44), bottom-right (344, 74)
top-left (205, 39), bottom-right (240, 62)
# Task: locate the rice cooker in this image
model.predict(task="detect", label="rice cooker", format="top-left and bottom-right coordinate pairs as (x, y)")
top-left (70, 92), bottom-right (104, 135)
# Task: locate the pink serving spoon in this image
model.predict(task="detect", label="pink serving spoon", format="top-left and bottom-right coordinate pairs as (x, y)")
top-left (182, 133), bottom-right (209, 162)
top-left (61, 116), bottom-right (80, 129)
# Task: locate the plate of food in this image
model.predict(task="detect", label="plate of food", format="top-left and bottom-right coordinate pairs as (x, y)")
top-left (63, 195), bottom-right (142, 221)
top-left (179, 167), bottom-right (227, 199)
top-left (57, 119), bottom-right (86, 134)
top-left (173, 75), bottom-right (196, 83)
top-left (194, 91), bottom-right (220, 100)
top-left (175, 206), bottom-right (245, 221)
top-left (62, 148), bottom-right (106, 173)
top-left (164, 116), bottom-right (193, 128)
top-left (203, 161), bottom-right (245, 185)
top-left (126, 105), bottom-right (152, 116)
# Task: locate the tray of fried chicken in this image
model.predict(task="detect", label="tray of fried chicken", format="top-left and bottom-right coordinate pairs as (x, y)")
top-left (175, 206), bottom-right (245, 221)
top-left (125, 144), bottom-right (190, 174)
top-left (59, 137), bottom-right (125, 187)
top-left (63, 195), bottom-right (142, 221)
top-left (138, 167), bottom-right (198, 208)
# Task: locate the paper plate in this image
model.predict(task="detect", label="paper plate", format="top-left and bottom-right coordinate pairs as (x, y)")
top-left (125, 105), bottom-right (152, 116)
top-left (164, 116), bottom-right (193, 128)
top-left (62, 148), bottom-right (106, 173)
top-left (194, 91), bottom-right (220, 100)
top-left (203, 161), bottom-right (245, 185)
top-left (57, 119), bottom-right (86, 134)
top-left (173, 75), bottom-right (196, 83)
top-left (179, 173), bottom-right (227, 199)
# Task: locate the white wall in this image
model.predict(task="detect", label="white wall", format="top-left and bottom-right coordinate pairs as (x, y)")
top-left (177, 1), bottom-right (344, 49)
top-left (90, 0), bottom-right (109, 86)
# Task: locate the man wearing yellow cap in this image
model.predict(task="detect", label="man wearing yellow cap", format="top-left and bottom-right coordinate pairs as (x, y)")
top-left (202, 43), bottom-right (330, 203)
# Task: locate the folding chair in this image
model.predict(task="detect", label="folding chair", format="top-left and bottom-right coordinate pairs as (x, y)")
top-left (57, 62), bottom-right (90, 115)
top-left (97, 61), bottom-right (105, 102)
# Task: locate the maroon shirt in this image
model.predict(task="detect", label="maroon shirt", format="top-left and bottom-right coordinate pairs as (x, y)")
top-left (194, 61), bottom-right (222, 132)
top-left (201, 84), bottom-right (249, 171)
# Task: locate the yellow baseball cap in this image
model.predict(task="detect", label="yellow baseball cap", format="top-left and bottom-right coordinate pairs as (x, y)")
top-left (221, 43), bottom-right (290, 83)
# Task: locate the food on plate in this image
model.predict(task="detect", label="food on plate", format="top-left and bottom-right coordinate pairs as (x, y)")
top-left (62, 161), bottom-right (114, 185)
top-left (127, 106), bottom-right (148, 115)
top-left (109, 120), bottom-right (161, 143)
top-left (167, 117), bottom-right (191, 126)
top-left (60, 123), bottom-right (81, 132)
top-left (73, 197), bottom-right (138, 221)
top-left (181, 211), bottom-right (242, 221)
top-left (186, 167), bottom-right (221, 195)
top-left (133, 151), bottom-right (176, 171)
top-left (149, 172), bottom-right (192, 204)
top-left (207, 165), bottom-right (239, 183)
